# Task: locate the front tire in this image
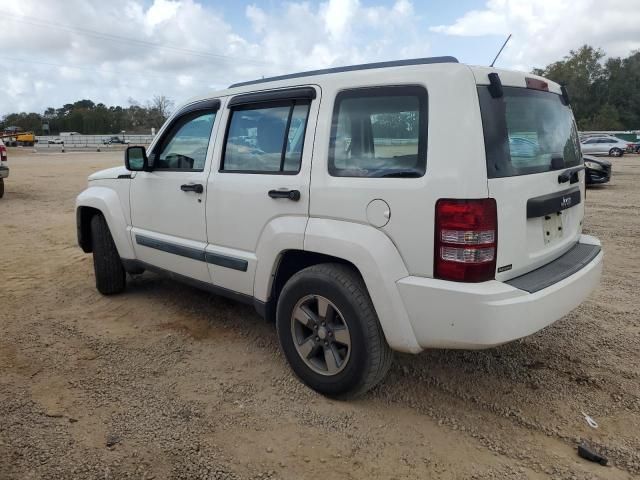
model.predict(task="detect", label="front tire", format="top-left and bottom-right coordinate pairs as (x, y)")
top-left (276, 263), bottom-right (393, 398)
top-left (90, 214), bottom-right (126, 295)
top-left (609, 148), bottom-right (623, 157)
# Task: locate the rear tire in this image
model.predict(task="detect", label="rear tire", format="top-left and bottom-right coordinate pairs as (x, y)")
top-left (276, 263), bottom-right (393, 398)
top-left (0, 179), bottom-right (4, 198)
top-left (90, 214), bottom-right (126, 295)
top-left (609, 148), bottom-right (623, 157)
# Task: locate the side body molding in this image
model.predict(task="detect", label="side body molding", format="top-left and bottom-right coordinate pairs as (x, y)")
top-left (76, 186), bottom-right (135, 259)
top-left (303, 218), bottom-right (422, 353)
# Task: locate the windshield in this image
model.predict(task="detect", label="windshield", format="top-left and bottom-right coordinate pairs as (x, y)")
top-left (478, 86), bottom-right (582, 178)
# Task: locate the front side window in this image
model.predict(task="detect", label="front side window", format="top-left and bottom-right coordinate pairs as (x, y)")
top-left (154, 110), bottom-right (216, 171)
top-left (329, 86), bottom-right (428, 178)
top-left (222, 100), bottom-right (311, 173)
top-left (479, 86), bottom-right (582, 178)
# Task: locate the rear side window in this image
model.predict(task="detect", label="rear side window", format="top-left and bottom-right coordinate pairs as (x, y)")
top-left (221, 100), bottom-right (311, 174)
top-left (329, 86), bottom-right (428, 178)
top-left (479, 86), bottom-right (582, 178)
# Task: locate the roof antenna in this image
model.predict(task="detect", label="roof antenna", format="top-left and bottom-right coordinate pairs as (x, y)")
top-left (490, 33), bottom-right (512, 67)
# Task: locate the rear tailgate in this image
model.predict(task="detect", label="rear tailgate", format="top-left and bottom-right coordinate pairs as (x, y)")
top-left (488, 171), bottom-right (584, 280)
top-left (473, 68), bottom-right (585, 281)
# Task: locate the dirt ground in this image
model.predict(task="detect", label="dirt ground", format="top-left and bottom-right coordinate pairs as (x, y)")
top-left (1, 148), bottom-right (639, 480)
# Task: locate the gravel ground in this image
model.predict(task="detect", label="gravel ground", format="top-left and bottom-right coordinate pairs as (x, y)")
top-left (1, 149), bottom-right (638, 480)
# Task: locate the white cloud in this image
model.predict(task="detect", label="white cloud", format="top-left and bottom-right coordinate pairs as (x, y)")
top-left (430, 0), bottom-right (640, 70)
top-left (145, 0), bottom-right (180, 27)
top-left (323, 0), bottom-right (360, 40)
top-left (246, 4), bottom-right (268, 34)
top-left (1, 0), bottom-right (639, 116)
top-left (0, 0), bottom-right (426, 115)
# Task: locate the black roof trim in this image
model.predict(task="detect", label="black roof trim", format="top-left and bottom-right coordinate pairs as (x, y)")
top-left (228, 87), bottom-right (316, 107)
top-left (229, 56), bottom-right (459, 88)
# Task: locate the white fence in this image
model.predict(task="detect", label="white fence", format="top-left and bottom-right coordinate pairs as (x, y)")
top-left (35, 134), bottom-right (155, 148)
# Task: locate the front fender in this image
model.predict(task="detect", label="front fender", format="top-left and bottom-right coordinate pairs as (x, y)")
top-left (304, 218), bottom-right (422, 353)
top-left (75, 186), bottom-right (135, 259)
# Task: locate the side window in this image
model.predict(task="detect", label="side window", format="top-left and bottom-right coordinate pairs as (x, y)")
top-left (329, 86), bottom-right (428, 178)
top-left (153, 110), bottom-right (216, 171)
top-left (222, 100), bottom-right (311, 174)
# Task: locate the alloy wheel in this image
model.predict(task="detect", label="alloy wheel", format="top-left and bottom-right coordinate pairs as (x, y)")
top-left (290, 295), bottom-right (351, 376)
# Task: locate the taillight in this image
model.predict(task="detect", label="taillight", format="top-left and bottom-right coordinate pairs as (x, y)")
top-left (0, 145), bottom-right (6, 161)
top-left (435, 199), bottom-right (497, 282)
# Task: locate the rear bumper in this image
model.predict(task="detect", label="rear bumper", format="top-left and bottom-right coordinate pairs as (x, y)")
top-left (0, 165), bottom-right (9, 179)
top-left (396, 235), bottom-right (603, 349)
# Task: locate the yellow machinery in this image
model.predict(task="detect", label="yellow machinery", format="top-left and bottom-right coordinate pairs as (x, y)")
top-left (1, 131), bottom-right (36, 146)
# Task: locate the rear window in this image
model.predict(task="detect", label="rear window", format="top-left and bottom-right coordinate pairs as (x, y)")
top-left (329, 86), bottom-right (428, 178)
top-left (478, 86), bottom-right (582, 178)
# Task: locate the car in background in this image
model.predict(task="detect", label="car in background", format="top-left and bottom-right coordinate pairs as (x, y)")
top-left (580, 136), bottom-right (629, 157)
top-left (103, 136), bottom-right (130, 145)
top-left (584, 155), bottom-right (611, 185)
top-left (628, 141), bottom-right (640, 153)
top-left (48, 138), bottom-right (64, 144)
top-left (0, 140), bottom-right (9, 198)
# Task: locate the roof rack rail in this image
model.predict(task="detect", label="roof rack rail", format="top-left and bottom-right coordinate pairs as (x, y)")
top-left (229, 56), bottom-right (459, 88)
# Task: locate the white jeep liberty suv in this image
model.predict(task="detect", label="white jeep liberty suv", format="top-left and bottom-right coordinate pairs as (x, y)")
top-left (76, 57), bottom-right (603, 397)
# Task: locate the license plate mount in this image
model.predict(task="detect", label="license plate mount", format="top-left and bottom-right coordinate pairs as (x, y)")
top-left (543, 211), bottom-right (564, 245)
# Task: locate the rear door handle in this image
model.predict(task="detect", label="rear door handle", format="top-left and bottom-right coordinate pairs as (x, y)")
top-left (268, 189), bottom-right (300, 201)
top-left (181, 183), bottom-right (203, 193)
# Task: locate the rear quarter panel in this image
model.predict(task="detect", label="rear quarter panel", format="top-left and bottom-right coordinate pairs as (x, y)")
top-left (308, 63), bottom-right (489, 277)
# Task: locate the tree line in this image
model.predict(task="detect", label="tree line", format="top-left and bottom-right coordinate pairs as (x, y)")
top-left (0, 96), bottom-right (174, 135)
top-left (533, 45), bottom-right (639, 130)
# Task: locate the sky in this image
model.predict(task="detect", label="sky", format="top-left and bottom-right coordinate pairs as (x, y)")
top-left (1, 0), bottom-right (639, 114)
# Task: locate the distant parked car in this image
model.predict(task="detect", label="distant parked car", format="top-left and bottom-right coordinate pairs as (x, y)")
top-left (103, 136), bottom-right (130, 145)
top-left (0, 140), bottom-right (9, 198)
top-left (584, 155), bottom-right (611, 185)
top-left (580, 136), bottom-right (628, 157)
top-left (48, 138), bottom-right (64, 144)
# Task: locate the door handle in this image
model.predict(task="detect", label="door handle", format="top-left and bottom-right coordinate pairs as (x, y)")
top-left (180, 183), bottom-right (203, 193)
top-left (268, 189), bottom-right (300, 201)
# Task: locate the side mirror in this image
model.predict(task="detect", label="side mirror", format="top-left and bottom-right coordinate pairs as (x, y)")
top-left (125, 146), bottom-right (148, 171)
